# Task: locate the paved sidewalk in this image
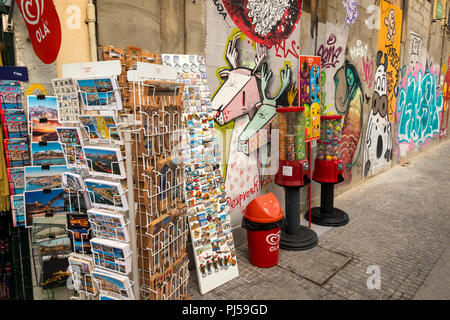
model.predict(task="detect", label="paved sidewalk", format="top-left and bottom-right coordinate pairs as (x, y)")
top-left (188, 140), bottom-right (450, 300)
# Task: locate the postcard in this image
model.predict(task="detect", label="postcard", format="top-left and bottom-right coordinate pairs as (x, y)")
top-left (84, 146), bottom-right (125, 179)
top-left (24, 189), bottom-right (68, 225)
top-left (62, 172), bottom-right (85, 191)
top-left (91, 269), bottom-right (134, 300)
top-left (31, 142), bottom-right (66, 166)
top-left (39, 236), bottom-right (72, 289)
top-left (4, 139), bottom-right (31, 168)
top-left (0, 81), bottom-right (22, 110)
top-left (7, 167), bottom-right (25, 195)
top-left (67, 214), bottom-right (92, 254)
top-left (52, 78), bottom-right (78, 99)
top-left (27, 96), bottom-right (61, 142)
top-left (77, 77), bottom-right (122, 110)
top-left (79, 115), bottom-right (123, 145)
top-left (68, 253), bottom-right (97, 295)
top-left (85, 179), bottom-right (128, 211)
top-left (1, 109), bottom-right (28, 139)
top-left (11, 195), bottom-right (25, 228)
top-left (24, 165), bottom-right (68, 191)
top-left (56, 127), bottom-right (88, 169)
top-left (90, 238), bottom-right (132, 275)
top-left (87, 209), bottom-right (129, 242)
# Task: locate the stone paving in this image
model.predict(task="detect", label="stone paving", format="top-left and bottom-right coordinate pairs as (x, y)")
top-left (188, 141), bottom-right (450, 300)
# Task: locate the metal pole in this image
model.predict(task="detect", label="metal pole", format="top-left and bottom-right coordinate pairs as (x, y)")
top-left (285, 187), bottom-right (301, 235)
top-left (124, 128), bottom-right (140, 300)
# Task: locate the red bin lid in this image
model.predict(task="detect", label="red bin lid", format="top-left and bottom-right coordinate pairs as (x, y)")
top-left (243, 193), bottom-right (283, 223)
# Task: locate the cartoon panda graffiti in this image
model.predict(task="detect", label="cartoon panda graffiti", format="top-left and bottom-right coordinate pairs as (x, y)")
top-left (363, 51), bottom-right (393, 177)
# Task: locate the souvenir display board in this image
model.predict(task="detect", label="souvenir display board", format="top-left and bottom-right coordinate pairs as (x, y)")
top-left (299, 56), bottom-right (321, 142)
top-left (163, 54), bottom-right (239, 295)
top-left (52, 78), bottom-right (80, 123)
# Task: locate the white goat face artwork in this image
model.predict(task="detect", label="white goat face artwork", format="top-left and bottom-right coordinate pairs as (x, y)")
top-left (247, 0), bottom-right (291, 37)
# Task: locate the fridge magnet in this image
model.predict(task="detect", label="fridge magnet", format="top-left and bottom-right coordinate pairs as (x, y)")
top-left (28, 95), bottom-right (61, 142)
top-left (90, 237), bottom-right (132, 275)
top-left (11, 195), bottom-right (25, 228)
top-left (0, 81), bottom-right (22, 110)
top-left (7, 167), bottom-right (25, 195)
top-left (84, 146), bottom-right (125, 179)
top-left (68, 253), bottom-right (97, 295)
top-left (76, 77), bottom-right (122, 110)
top-left (91, 269), bottom-right (134, 300)
top-left (80, 115), bottom-right (123, 145)
top-left (85, 179), bottom-right (129, 211)
top-left (4, 138), bottom-right (31, 168)
top-left (1, 109), bottom-right (28, 139)
top-left (31, 142), bottom-right (66, 166)
top-left (24, 165), bottom-right (68, 192)
top-left (87, 209), bottom-right (129, 242)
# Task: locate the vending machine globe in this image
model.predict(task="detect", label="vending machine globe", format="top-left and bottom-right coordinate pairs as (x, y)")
top-left (305, 115), bottom-right (350, 226)
top-left (275, 107), bottom-right (318, 251)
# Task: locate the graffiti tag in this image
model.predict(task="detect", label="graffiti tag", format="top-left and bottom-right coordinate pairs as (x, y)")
top-left (360, 56), bottom-right (375, 88)
top-left (275, 39), bottom-right (300, 60)
top-left (317, 34), bottom-right (343, 69)
top-left (350, 40), bottom-right (368, 61)
top-left (343, 0), bottom-right (359, 26)
top-left (212, 0), bottom-right (227, 20)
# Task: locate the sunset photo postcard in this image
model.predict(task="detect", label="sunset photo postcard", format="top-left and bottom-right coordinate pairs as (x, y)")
top-left (27, 95), bottom-right (61, 143)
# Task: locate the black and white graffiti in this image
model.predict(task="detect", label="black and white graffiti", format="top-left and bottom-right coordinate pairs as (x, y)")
top-left (364, 51), bottom-right (392, 177)
top-left (409, 32), bottom-right (423, 70)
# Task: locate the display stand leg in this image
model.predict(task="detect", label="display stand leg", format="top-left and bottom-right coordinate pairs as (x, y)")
top-left (124, 128), bottom-right (140, 300)
top-left (305, 183), bottom-right (350, 227)
top-left (280, 186), bottom-right (318, 251)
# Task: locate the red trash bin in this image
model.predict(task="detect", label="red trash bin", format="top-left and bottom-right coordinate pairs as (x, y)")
top-left (242, 193), bottom-right (284, 268)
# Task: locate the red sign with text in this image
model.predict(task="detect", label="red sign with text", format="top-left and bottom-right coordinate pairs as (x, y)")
top-left (16, 0), bottom-right (62, 64)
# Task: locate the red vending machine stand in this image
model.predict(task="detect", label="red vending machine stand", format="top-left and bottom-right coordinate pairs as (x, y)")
top-left (304, 115), bottom-right (350, 226)
top-left (275, 107), bottom-right (318, 251)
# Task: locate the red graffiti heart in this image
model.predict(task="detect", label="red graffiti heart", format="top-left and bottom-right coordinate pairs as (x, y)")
top-left (222, 0), bottom-right (303, 46)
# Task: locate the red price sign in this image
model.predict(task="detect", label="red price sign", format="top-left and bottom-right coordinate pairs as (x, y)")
top-left (16, 0), bottom-right (62, 64)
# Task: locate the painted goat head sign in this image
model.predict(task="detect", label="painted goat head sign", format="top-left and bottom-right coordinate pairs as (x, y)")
top-left (222, 0), bottom-right (302, 46)
top-left (17, 0), bottom-right (62, 64)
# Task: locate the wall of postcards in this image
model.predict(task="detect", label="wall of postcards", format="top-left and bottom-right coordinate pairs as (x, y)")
top-left (162, 55), bottom-right (239, 295)
top-left (101, 46), bottom-right (191, 300)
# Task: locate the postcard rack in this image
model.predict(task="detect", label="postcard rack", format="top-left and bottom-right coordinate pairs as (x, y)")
top-left (124, 63), bottom-right (190, 300)
top-left (67, 265), bottom-right (98, 299)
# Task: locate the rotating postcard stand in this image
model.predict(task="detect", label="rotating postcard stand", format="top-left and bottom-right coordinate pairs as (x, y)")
top-left (304, 115), bottom-right (349, 227)
top-left (275, 107), bottom-right (318, 251)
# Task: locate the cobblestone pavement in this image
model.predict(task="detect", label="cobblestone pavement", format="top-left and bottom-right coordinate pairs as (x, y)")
top-left (188, 141), bottom-right (450, 300)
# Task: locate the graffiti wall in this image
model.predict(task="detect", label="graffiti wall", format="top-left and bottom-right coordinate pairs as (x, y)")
top-left (206, 0), bottom-right (302, 227)
top-left (397, 63), bottom-right (444, 155)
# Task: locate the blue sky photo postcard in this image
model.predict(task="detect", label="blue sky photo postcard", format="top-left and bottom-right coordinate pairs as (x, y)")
top-left (76, 77), bottom-right (122, 110)
top-left (80, 115), bottom-right (123, 145)
top-left (91, 269), bottom-right (134, 300)
top-left (24, 165), bottom-right (68, 192)
top-left (31, 142), bottom-right (66, 166)
top-left (84, 146), bottom-right (125, 179)
top-left (85, 179), bottom-right (128, 211)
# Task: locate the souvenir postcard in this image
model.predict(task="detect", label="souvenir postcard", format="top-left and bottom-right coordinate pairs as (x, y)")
top-left (4, 138), bottom-right (31, 168)
top-left (99, 295), bottom-right (119, 300)
top-left (24, 188), bottom-right (68, 225)
top-left (67, 214), bottom-right (92, 254)
top-left (87, 209), bottom-right (129, 242)
top-left (0, 81), bottom-right (22, 110)
top-left (11, 195), bottom-right (25, 228)
top-left (52, 78), bottom-right (78, 99)
top-left (68, 253), bottom-right (97, 295)
top-left (39, 236), bottom-right (72, 289)
top-left (1, 109), bottom-right (28, 139)
top-left (76, 77), bottom-right (122, 110)
top-left (84, 146), bottom-right (125, 179)
top-left (31, 142), bottom-right (66, 166)
top-left (79, 115), bottom-right (123, 145)
top-left (7, 167), bottom-right (25, 195)
top-left (27, 96), bottom-right (61, 142)
top-left (85, 179), bottom-right (128, 211)
top-left (91, 269), bottom-right (134, 300)
top-left (24, 165), bottom-right (68, 191)
top-left (62, 172), bottom-right (85, 191)
top-left (57, 127), bottom-right (88, 168)
top-left (90, 238), bottom-right (132, 275)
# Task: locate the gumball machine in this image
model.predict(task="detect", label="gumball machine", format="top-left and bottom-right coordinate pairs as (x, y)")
top-left (275, 107), bottom-right (318, 251)
top-left (305, 115), bottom-right (349, 226)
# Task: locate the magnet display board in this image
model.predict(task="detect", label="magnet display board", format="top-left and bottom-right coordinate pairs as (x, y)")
top-left (163, 54), bottom-right (239, 295)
